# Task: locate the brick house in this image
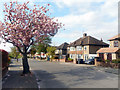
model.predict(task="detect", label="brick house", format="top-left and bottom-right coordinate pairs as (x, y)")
top-left (55, 42), bottom-right (69, 59)
top-left (67, 33), bottom-right (109, 61)
top-left (97, 34), bottom-right (120, 60)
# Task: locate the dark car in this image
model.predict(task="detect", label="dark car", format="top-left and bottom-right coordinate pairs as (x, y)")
top-left (85, 59), bottom-right (95, 64)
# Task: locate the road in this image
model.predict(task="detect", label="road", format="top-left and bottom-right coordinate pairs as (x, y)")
top-left (29, 59), bottom-right (118, 88)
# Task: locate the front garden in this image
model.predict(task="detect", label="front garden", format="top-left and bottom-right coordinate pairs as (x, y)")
top-left (95, 59), bottom-right (120, 69)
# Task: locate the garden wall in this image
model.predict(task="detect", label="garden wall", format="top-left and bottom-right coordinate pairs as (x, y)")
top-left (52, 58), bottom-right (73, 63)
top-left (0, 49), bottom-right (9, 77)
top-left (95, 58), bottom-right (120, 69)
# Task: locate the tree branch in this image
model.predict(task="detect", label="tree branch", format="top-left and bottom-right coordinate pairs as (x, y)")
top-left (5, 39), bottom-right (24, 54)
top-left (15, 45), bottom-right (24, 55)
top-left (26, 38), bottom-right (34, 50)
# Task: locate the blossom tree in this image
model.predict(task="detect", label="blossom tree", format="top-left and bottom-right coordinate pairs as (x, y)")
top-left (0, 1), bottom-right (63, 75)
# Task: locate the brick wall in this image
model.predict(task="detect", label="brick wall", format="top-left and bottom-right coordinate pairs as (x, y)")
top-left (95, 58), bottom-right (120, 68)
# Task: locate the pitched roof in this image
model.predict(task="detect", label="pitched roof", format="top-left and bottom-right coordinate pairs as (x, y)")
top-left (57, 42), bottom-right (69, 50)
top-left (97, 47), bottom-right (119, 53)
top-left (68, 36), bottom-right (109, 47)
top-left (108, 34), bottom-right (120, 41)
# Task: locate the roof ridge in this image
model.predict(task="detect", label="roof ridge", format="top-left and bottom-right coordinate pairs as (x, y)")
top-left (88, 36), bottom-right (109, 45)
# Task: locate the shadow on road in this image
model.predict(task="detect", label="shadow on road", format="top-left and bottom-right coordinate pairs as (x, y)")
top-left (33, 70), bottom-right (68, 88)
top-left (52, 67), bottom-right (110, 81)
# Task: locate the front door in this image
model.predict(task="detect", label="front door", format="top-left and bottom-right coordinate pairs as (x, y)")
top-left (84, 54), bottom-right (88, 61)
top-left (99, 53), bottom-right (104, 60)
top-left (107, 53), bottom-right (112, 61)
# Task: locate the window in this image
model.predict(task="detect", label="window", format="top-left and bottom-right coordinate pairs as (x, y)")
top-left (55, 50), bottom-right (59, 54)
top-left (77, 54), bottom-right (82, 59)
top-left (70, 54), bottom-right (72, 59)
top-left (114, 41), bottom-right (118, 47)
top-left (84, 46), bottom-right (87, 50)
top-left (76, 46), bottom-right (82, 51)
top-left (70, 47), bottom-right (75, 51)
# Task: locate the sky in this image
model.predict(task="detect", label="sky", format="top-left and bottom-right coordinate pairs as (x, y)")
top-left (0, 0), bottom-right (119, 52)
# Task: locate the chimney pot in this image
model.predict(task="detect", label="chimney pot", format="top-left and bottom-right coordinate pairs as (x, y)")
top-left (101, 38), bottom-right (103, 42)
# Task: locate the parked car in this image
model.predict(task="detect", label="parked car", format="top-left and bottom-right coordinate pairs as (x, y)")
top-left (85, 59), bottom-right (95, 64)
top-left (78, 59), bottom-right (84, 64)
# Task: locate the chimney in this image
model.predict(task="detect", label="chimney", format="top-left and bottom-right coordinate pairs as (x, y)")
top-left (83, 33), bottom-right (87, 37)
top-left (101, 38), bottom-right (103, 42)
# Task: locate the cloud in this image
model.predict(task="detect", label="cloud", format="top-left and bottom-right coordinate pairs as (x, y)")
top-left (0, 0), bottom-right (118, 47)
top-left (0, 38), bottom-right (13, 52)
top-left (51, 0), bottom-right (118, 45)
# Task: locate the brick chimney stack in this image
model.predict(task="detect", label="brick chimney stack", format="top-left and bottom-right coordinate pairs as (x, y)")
top-left (83, 33), bottom-right (87, 37)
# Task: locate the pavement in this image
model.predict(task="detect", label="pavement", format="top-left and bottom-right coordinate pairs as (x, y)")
top-left (2, 59), bottom-right (119, 89)
top-left (2, 59), bottom-right (38, 89)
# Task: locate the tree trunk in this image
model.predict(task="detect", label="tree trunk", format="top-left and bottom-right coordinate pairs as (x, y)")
top-left (22, 53), bottom-right (31, 74)
top-left (17, 58), bottom-right (18, 62)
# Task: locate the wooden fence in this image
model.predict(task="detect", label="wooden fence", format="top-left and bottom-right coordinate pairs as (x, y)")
top-left (0, 49), bottom-right (9, 77)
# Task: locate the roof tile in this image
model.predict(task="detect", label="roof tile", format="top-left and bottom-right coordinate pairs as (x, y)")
top-left (97, 47), bottom-right (119, 53)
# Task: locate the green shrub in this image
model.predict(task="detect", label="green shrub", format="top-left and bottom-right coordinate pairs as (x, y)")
top-left (8, 57), bottom-right (11, 64)
top-left (27, 56), bottom-right (30, 58)
top-left (18, 54), bottom-right (22, 58)
top-left (68, 58), bottom-right (73, 61)
top-left (105, 60), bottom-right (110, 63)
top-left (112, 59), bottom-right (120, 63)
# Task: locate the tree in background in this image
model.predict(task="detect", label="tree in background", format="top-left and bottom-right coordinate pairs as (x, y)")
top-left (42, 37), bottom-right (51, 47)
top-left (35, 37), bottom-right (51, 59)
top-left (36, 43), bottom-right (46, 59)
top-left (0, 1), bottom-right (63, 75)
top-left (9, 47), bottom-right (20, 62)
top-left (29, 46), bottom-right (36, 58)
top-left (47, 46), bottom-right (56, 62)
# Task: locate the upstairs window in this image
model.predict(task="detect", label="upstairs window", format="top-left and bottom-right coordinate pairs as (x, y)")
top-left (70, 47), bottom-right (75, 51)
top-left (114, 41), bottom-right (118, 47)
top-left (76, 46), bottom-right (82, 51)
top-left (84, 46), bottom-right (87, 50)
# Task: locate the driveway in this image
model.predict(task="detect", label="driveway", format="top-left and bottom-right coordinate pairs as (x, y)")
top-left (29, 59), bottom-right (118, 88)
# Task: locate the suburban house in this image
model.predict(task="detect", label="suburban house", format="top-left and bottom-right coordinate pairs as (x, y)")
top-left (97, 34), bottom-right (120, 61)
top-left (55, 42), bottom-right (69, 59)
top-left (67, 33), bottom-right (109, 61)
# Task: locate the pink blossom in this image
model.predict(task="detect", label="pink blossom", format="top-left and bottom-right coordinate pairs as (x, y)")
top-left (0, 1), bottom-right (64, 53)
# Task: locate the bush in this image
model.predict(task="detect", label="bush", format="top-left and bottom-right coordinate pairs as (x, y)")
top-left (111, 59), bottom-right (120, 63)
top-left (68, 58), bottom-right (73, 61)
top-left (105, 60), bottom-right (110, 63)
top-left (8, 57), bottom-right (11, 64)
top-left (27, 56), bottom-right (30, 58)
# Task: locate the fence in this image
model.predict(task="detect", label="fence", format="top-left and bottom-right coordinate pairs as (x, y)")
top-left (0, 49), bottom-right (9, 77)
